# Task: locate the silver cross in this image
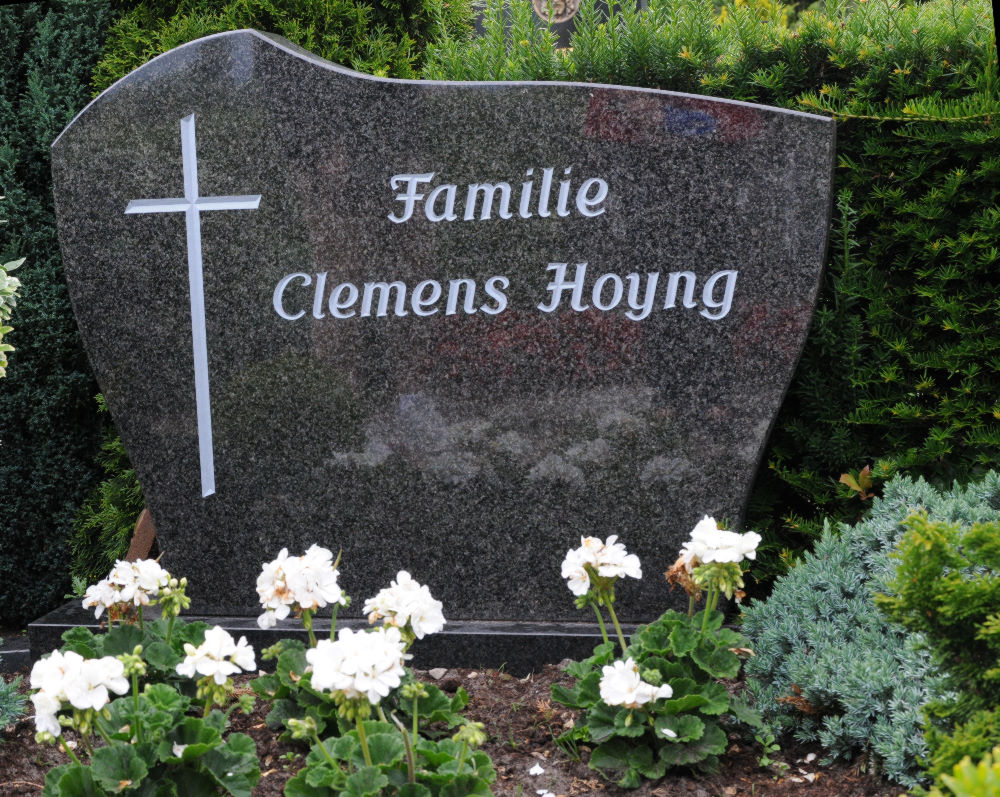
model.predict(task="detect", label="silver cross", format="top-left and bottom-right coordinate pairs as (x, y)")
top-left (126, 114), bottom-right (261, 498)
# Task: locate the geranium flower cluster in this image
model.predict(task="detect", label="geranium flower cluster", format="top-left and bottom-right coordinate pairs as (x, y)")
top-left (599, 658), bottom-right (673, 708)
top-left (306, 626), bottom-right (410, 704)
top-left (176, 626), bottom-right (256, 685)
top-left (362, 570), bottom-right (446, 640)
top-left (30, 650), bottom-right (129, 736)
top-left (561, 534), bottom-right (642, 596)
top-left (81, 558), bottom-right (171, 619)
top-left (679, 516), bottom-right (762, 568)
top-left (256, 545), bottom-right (347, 629)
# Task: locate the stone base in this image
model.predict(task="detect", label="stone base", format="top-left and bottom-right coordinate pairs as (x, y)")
top-left (29, 603), bottom-right (634, 675)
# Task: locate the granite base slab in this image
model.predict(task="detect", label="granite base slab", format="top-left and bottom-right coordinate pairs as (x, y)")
top-left (29, 603), bottom-right (635, 675)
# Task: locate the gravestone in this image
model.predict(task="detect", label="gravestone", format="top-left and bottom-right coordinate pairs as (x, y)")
top-left (35, 29), bottom-right (834, 669)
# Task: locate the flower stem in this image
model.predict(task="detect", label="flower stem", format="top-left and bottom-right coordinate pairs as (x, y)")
top-left (377, 704), bottom-right (388, 723)
top-left (606, 601), bottom-right (628, 654)
top-left (132, 672), bottom-right (144, 744)
top-left (137, 604), bottom-right (144, 631)
top-left (356, 716), bottom-right (373, 767)
top-left (302, 609), bottom-right (317, 648)
top-left (412, 694), bottom-right (419, 741)
top-left (329, 604), bottom-right (339, 641)
top-left (165, 613), bottom-right (176, 646)
top-left (391, 712), bottom-right (417, 784)
top-left (457, 740), bottom-right (469, 774)
top-left (59, 737), bottom-right (82, 765)
top-left (591, 604), bottom-right (610, 647)
top-left (312, 729), bottom-right (338, 768)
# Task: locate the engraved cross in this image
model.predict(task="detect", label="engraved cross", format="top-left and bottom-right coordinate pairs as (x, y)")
top-left (126, 114), bottom-right (261, 498)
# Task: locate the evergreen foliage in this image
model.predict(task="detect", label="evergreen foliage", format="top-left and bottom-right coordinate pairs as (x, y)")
top-left (878, 509), bottom-right (1000, 784)
top-left (0, 0), bottom-right (114, 625)
top-left (741, 471), bottom-right (1000, 786)
top-left (92, 0), bottom-right (474, 92)
top-left (0, 647), bottom-right (26, 730)
top-left (70, 396), bottom-right (145, 588)
top-left (925, 746), bottom-right (1000, 797)
top-left (423, 0), bottom-right (999, 582)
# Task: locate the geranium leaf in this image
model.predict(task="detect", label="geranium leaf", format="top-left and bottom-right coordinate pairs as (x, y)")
top-left (285, 770), bottom-right (338, 797)
top-left (60, 626), bottom-right (100, 659)
top-left (691, 639), bottom-right (741, 679)
top-left (696, 681), bottom-right (731, 715)
top-left (157, 716), bottom-right (222, 762)
top-left (439, 774), bottom-right (494, 796)
top-left (361, 732), bottom-right (405, 767)
top-left (654, 713), bottom-right (704, 743)
top-left (669, 622), bottom-right (700, 657)
top-left (728, 696), bottom-right (763, 729)
top-left (343, 765), bottom-right (389, 797)
top-left (613, 708), bottom-right (648, 737)
top-left (43, 763), bottom-right (101, 797)
top-left (100, 624), bottom-right (146, 657)
top-left (398, 784), bottom-right (433, 797)
top-left (201, 733), bottom-right (261, 797)
top-left (92, 742), bottom-right (148, 793)
top-left (143, 640), bottom-right (181, 673)
top-left (658, 721), bottom-right (727, 767)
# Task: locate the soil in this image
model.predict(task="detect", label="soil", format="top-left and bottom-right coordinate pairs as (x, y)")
top-left (0, 663), bottom-right (902, 797)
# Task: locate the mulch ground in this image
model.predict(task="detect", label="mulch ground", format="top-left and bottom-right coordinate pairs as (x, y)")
top-left (0, 663), bottom-right (903, 796)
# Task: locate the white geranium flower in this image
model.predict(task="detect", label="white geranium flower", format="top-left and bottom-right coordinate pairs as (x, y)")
top-left (680, 516), bottom-right (761, 566)
top-left (256, 545), bottom-right (347, 628)
top-left (363, 571), bottom-right (446, 639)
top-left (29, 651), bottom-right (128, 734)
top-left (176, 626), bottom-right (256, 685)
top-left (80, 559), bottom-right (171, 617)
top-left (63, 657), bottom-right (128, 711)
top-left (596, 535), bottom-right (642, 580)
top-left (306, 626), bottom-right (409, 704)
top-left (599, 658), bottom-right (672, 708)
top-left (561, 535), bottom-right (642, 595)
top-left (288, 544), bottom-right (347, 612)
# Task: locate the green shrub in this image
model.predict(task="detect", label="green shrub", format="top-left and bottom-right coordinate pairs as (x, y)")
top-left (70, 396), bottom-right (145, 588)
top-left (0, 0), bottom-right (114, 626)
top-left (926, 746), bottom-right (1000, 797)
top-left (878, 511), bottom-right (1000, 783)
top-left (92, 0), bottom-right (474, 92)
top-left (741, 471), bottom-right (1000, 786)
top-left (0, 643), bottom-right (26, 730)
top-left (423, 0), bottom-right (999, 583)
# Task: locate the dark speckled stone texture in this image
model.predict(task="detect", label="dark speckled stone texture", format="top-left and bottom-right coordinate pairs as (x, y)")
top-left (51, 31), bottom-right (834, 640)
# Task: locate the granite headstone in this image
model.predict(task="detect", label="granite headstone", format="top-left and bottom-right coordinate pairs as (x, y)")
top-left (43, 30), bottom-right (834, 667)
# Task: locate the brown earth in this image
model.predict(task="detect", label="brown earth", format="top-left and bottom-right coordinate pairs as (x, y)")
top-left (0, 664), bottom-right (903, 797)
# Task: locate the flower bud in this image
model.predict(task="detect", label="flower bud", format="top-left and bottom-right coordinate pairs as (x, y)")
top-left (287, 716), bottom-right (318, 740)
top-left (453, 720), bottom-right (487, 747)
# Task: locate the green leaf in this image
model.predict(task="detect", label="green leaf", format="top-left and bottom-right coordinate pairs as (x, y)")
top-left (590, 738), bottom-right (664, 784)
top-left (585, 700), bottom-right (619, 743)
top-left (201, 733), bottom-right (261, 797)
top-left (101, 623), bottom-right (145, 657)
top-left (92, 742), bottom-right (149, 792)
top-left (696, 681), bottom-right (731, 715)
top-left (613, 708), bottom-right (648, 737)
top-left (658, 721), bottom-right (728, 767)
top-left (143, 684), bottom-right (189, 717)
top-left (277, 645), bottom-right (310, 689)
top-left (60, 626), bottom-right (101, 659)
top-left (691, 639), bottom-right (741, 679)
top-left (439, 774), bottom-right (495, 796)
top-left (398, 784), bottom-right (433, 797)
top-left (285, 771), bottom-right (338, 797)
top-left (143, 641), bottom-right (181, 673)
top-left (43, 764), bottom-right (103, 797)
top-left (654, 713), bottom-right (705, 743)
top-left (669, 622), bottom-right (700, 657)
top-left (343, 765), bottom-right (389, 797)
top-left (363, 731), bottom-right (406, 767)
top-left (157, 716), bottom-right (222, 762)
top-left (728, 696), bottom-right (764, 729)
